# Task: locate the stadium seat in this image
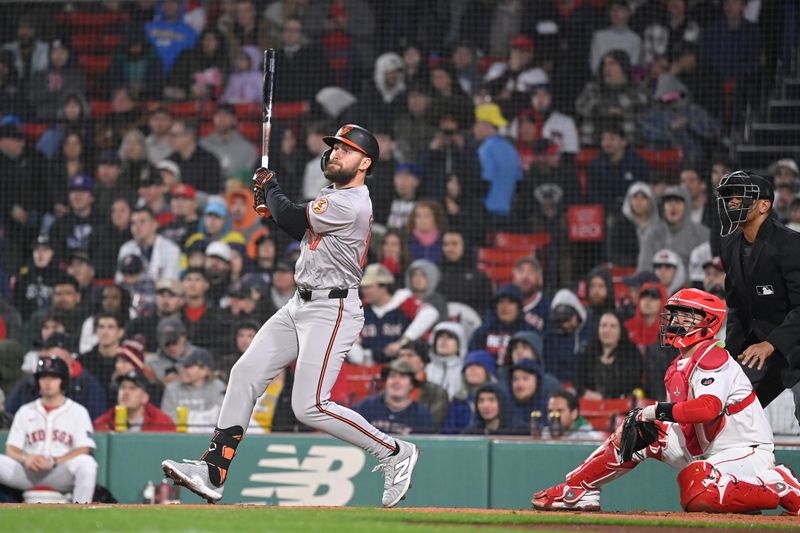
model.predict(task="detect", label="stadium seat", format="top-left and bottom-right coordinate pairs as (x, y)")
top-left (638, 148), bottom-right (683, 175)
top-left (233, 102), bottom-right (261, 120)
top-left (239, 122), bottom-right (261, 143)
top-left (337, 363), bottom-right (384, 406)
top-left (494, 232), bottom-right (551, 250)
top-left (60, 11), bottom-right (129, 29)
top-left (477, 247), bottom-right (531, 266)
top-left (70, 33), bottom-right (100, 53)
top-left (89, 100), bottom-right (113, 118)
top-left (78, 54), bottom-right (112, 77)
top-left (273, 101), bottom-right (310, 120)
top-left (579, 397), bottom-right (634, 431)
top-left (479, 264), bottom-right (514, 286)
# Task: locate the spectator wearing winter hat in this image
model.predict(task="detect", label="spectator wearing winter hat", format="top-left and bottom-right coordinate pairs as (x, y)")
top-left (482, 34), bottom-right (549, 119)
top-left (425, 322), bottom-right (468, 401)
top-left (398, 340), bottom-right (449, 430)
top-left (385, 162), bottom-right (422, 231)
top-left (608, 181), bottom-right (660, 268)
top-left (227, 188), bottom-right (261, 242)
top-left (461, 382), bottom-right (515, 435)
top-left (197, 199), bottom-right (245, 245)
top-left (575, 311), bottom-right (642, 400)
top-left (637, 186), bottom-right (709, 272)
top-left (469, 285), bottom-right (535, 364)
top-left (438, 230), bottom-right (492, 316)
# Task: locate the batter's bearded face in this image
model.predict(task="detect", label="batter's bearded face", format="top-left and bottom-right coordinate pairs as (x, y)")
top-left (324, 143), bottom-right (369, 184)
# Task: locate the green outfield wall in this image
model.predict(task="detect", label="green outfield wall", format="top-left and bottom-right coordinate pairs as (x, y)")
top-left (2, 432), bottom-right (798, 511)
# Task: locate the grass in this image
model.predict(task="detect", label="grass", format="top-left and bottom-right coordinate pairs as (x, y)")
top-left (0, 506), bottom-right (796, 533)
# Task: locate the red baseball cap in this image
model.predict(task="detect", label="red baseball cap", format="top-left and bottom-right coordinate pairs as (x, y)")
top-left (511, 35), bottom-right (534, 51)
top-left (171, 183), bottom-right (196, 200)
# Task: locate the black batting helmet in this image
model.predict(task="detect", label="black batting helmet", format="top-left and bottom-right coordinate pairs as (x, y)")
top-left (35, 356), bottom-right (70, 392)
top-left (320, 124), bottom-right (380, 175)
top-left (716, 170), bottom-right (774, 237)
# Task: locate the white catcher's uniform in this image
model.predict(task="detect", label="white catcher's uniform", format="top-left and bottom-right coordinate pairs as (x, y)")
top-left (219, 184), bottom-right (399, 458)
top-left (630, 340), bottom-right (780, 484)
top-left (0, 398), bottom-right (97, 502)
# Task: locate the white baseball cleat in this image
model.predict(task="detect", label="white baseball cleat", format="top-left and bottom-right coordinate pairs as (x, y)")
top-left (372, 440), bottom-right (420, 508)
top-left (161, 459), bottom-right (224, 504)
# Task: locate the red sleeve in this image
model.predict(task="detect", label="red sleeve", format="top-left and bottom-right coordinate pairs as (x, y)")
top-left (399, 296), bottom-right (421, 319)
top-left (92, 410), bottom-right (114, 432)
top-left (143, 404), bottom-right (177, 432)
top-left (672, 394), bottom-right (724, 424)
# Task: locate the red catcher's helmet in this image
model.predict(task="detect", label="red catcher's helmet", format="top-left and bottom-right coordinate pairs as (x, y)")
top-left (659, 288), bottom-right (725, 349)
top-left (320, 124), bottom-right (380, 175)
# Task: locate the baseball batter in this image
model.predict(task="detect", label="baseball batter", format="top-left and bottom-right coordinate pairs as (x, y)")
top-left (0, 357), bottom-right (97, 503)
top-left (533, 289), bottom-right (800, 514)
top-left (163, 125), bottom-right (420, 507)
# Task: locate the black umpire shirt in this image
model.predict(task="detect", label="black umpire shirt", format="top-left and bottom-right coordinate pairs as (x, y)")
top-left (720, 215), bottom-right (800, 406)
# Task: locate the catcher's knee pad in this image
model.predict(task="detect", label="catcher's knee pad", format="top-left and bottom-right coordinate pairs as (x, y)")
top-left (565, 436), bottom-right (636, 490)
top-left (677, 461), bottom-right (779, 513)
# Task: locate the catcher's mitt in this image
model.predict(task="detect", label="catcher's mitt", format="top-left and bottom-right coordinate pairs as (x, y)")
top-left (619, 408), bottom-right (662, 462)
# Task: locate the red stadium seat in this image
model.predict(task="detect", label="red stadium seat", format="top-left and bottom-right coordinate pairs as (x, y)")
top-left (78, 54), bottom-right (112, 76)
top-left (477, 247), bottom-right (531, 266)
top-left (233, 103), bottom-right (261, 120)
top-left (168, 101), bottom-right (200, 118)
top-left (65, 11), bottom-right (129, 29)
top-left (337, 363), bottom-right (384, 406)
top-left (579, 397), bottom-right (634, 431)
top-left (273, 101), bottom-right (310, 120)
top-left (89, 100), bottom-right (113, 118)
top-left (479, 264), bottom-right (514, 286)
top-left (638, 148), bottom-right (683, 175)
top-left (575, 148), bottom-right (600, 193)
top-left (70, 33), bottom-right (100, 53)
top-left (239, 122), bottom-right (261, 143)
top-left (494, 232), bottom-right (551, 250)
top-left (199, 121), bottom-right (214, 137)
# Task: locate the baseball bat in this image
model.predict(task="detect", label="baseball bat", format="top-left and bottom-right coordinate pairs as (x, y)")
top-left (255, 48), bottom-right (276, 216)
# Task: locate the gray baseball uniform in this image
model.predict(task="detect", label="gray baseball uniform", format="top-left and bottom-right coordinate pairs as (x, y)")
top-left (219, 184), bottom-right (399, 459)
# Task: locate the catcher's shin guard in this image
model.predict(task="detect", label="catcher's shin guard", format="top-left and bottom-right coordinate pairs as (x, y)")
top-left (677, 461), bottom-right (779, 513)
top-left (200, 426), bottom-right (243, 486)
top-left (532, 433), bottom-right (638, 511)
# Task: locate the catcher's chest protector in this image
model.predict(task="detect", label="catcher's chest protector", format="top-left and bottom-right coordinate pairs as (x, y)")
top-left (663, 340), bottom-right (725, 402)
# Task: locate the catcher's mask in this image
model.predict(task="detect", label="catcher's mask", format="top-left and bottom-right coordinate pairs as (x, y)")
top-left (659, 288), bottom-right (725, 349)
top-left (320, 124), bottom-right (380, 176)
top-left (716, 170), bottom-right (773, 237)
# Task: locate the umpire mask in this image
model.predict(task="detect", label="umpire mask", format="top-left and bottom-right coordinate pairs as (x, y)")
top-left (716, 171), bottom-right (773, 237)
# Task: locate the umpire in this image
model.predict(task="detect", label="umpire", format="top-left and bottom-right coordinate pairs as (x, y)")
top-left (717, 170), bottom-right (800, 422)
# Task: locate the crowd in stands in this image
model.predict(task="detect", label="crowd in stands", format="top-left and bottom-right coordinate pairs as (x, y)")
top-left (0, 0), bottom-right (797, 438)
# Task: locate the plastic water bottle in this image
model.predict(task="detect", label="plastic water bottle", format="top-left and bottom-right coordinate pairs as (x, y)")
top-left (142, 481), bottom-right (155, 504)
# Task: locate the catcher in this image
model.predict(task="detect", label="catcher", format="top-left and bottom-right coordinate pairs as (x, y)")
top-left (532, 288), bottom-right (800, 514)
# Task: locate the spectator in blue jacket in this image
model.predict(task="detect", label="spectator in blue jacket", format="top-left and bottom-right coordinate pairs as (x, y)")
top-left (353, 359), bottom-right (434, 435)
top-left (146, 0), bottom-right (199, 74)
top-left (472, 103), bottom-right (523, 230)
top-left (5, 333), bottom-right (106, 420)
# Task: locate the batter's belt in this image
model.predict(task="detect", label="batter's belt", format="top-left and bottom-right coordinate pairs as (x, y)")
top-left (298, 288), bottom-right (351, 301)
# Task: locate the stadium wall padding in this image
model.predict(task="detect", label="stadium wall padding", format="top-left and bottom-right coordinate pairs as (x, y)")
top-left (2, 432), bottom-right (798, 510)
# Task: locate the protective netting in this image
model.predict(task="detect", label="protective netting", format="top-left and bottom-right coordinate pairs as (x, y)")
top-left (0, 0), bottom-right (798, 437)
